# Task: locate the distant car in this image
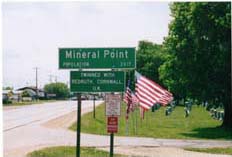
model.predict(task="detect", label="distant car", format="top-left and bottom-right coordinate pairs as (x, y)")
top-left (87, 95), bottom-right (94, 100)
top-left (70, 97), bottom-right (77, 101)
top-left (81, 95), bottom-right (88, 100)
top-left (70, 95), bottom-right (88, 101)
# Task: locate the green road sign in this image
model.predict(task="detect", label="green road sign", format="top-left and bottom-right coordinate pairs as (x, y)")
top-left (59, 47), bottom-right (135, 69)
top-left (70, 71), bottom-right (125, 92)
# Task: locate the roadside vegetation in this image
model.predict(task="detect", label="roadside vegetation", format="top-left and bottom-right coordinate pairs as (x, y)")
top-left (27, 146), bottom-right (126, 157)
top-left (70, 103), bottom-right (232, 140)
top-left (184, 147), bottom-right (232, 155)
top-left (44, 82), bottom-right (69, 99)
top-left (3, 82), bottom-right (69, 106)
top-left (3, 100), bottom-right (57, 106)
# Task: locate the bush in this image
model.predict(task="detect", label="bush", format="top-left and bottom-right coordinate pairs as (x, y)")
top-left (44, 82), bottom-right (69, 99)
top-left (3, 99), bottom-right (12, 104)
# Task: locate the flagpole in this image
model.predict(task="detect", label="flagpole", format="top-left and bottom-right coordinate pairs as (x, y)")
top-left (134, 70), bottom-right (137, 135)
top-left (132, 109), bottom-right (134, 135)
top-left (125, 71), bottom-right (129, 136)
top-left (133, 108), bottom-right (136, 135)
top-left (131, 108), bottom-right (134, 135)
top-left (145, 110), bottom-right (148, 126)
top-left (135, 104), bottom-right (138, 135)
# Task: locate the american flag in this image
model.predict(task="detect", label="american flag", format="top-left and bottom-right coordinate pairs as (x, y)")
top-left (124, 80), bottom-right (132, 120)
top-left (130, 93), bottom-right (139, 112)
top-left (135, 71), bottom-right (173, 110)
top-left (124, 86), bottom-right (132, 105)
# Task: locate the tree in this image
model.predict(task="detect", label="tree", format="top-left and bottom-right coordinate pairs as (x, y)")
top-left (3, 87), bottom-right (13, 90)
top-left (159, 54), bottom-right (188, 104)
top-left (160, 2), bottom-right (231, 128)
top-left (136, 40), bottom-right (167, 85)
top-left (44, 82), bottom-right (69, 99)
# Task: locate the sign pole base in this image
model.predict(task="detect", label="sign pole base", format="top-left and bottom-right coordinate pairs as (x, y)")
top-left (110, 133), bottom-right (114, 157)
top-left (76, 93), bottom-right (81, 157)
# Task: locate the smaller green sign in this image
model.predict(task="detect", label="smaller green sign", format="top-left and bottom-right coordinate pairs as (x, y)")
top-left (70, 71), bottom-right (125, 92)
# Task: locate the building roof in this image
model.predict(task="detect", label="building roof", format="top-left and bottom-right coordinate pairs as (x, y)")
top-left (17, 86), bottom-right (45, 92)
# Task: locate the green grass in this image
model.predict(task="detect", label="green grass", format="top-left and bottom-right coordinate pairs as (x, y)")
top-left (3, 100), bottom-right (57, 106)
top-left (70, 103), bottom-right (232, 140)
top-left (27, 146), bottom-right (126, 157)
top-left (184, 147), bottom-right (232, 155)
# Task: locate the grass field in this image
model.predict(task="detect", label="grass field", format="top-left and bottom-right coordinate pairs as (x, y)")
top-left (70, 103), bottom-right (232, 140)
top-left (184, 147), bottom-right (232, 155)
top-left (27, 146), bottom-right (126, 157)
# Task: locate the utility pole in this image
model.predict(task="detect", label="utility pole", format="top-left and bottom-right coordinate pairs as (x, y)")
top-left (34, 67), bottom-right (39, 101)
top-left (49, 75), bottom-right (57, 83)
top-left (49, 74), bottom-right (53, 83)
top-left (55, 75), bottom-right (57, 83)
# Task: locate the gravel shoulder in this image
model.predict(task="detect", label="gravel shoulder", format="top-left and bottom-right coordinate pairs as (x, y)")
top-left (42, 110), bottom-right (77, 129)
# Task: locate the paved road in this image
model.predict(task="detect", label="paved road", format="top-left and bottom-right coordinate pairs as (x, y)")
top-left (3, 101), bottom-right (232, 157)
top-left (4, 101), bottom-right (76, 131)
top-left (3, 100), bottom-right (103, 157)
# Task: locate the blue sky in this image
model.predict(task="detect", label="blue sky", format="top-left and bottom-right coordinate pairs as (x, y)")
top-left (2, 2), bottom-right (171, 89)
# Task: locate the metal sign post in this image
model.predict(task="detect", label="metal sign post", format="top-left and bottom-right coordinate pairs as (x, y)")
top-left (110, 133), bottom-right (114, 157)
top-left (76, 93), bottom-right (81, 157)
top-left (93, 94), bottom-right (96, 119)
top-left (58, 47), bottom-right (135, 157)
top-left (107, 116), bottom-right (118, 157)
top-left (106, 92), bottom-right (120, 157)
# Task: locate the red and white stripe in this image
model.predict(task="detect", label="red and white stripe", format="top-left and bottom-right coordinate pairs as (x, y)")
top-left (131, 93), bottom-right (139, 111)
top-left (135, 74), bottom-right (173, 110)
top-left (132, 93), bottom-right (139, 105)
top-left (128, 93), bottom-right (138, 112)
top-left (124, 87), bottom-right (133, 120)
top-left (123, 87), bottom-right (132, 105)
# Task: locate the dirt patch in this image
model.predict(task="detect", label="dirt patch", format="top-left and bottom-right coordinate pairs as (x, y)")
top-left (42, 111), bottom-right (77, 129)
top-left (41, 105), bottom-right (94, 129)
